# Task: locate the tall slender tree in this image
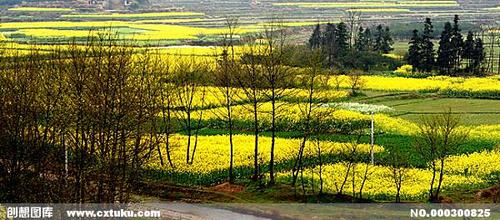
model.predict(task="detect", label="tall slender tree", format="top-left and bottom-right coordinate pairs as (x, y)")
top-left (355, 26), bottom-right (373, 52)
top-left (374, 24), bottom-right (384, 53)
top-left (381, 26), bottom-right (394, 53)
top-left (345, 11), bottom-right (362, 48)
top-left (336, 22), bottom-right (350, 57)
top-left (471, 37), bottom-right (485, 75)
top-left (212, 17), bottom-right (239, 183)
top-left (261, 21), bottom-right (293, 185)
top-left (407, 29), bottom-right (422, 72)
top-left (364, 28), bottom-right (373, 51)
top-left (322, 23), bottom-right (337, 67)
top-left (309, 23), bottom-right (322, 49)
top-left (450, 15), bottom-right (464, 75)
top-left (437, 22), bottom-right (453, 75)
top-left (354, 26), bottom-right (366, 52)
top-left (236, 41), bottom-right (265, 182)
top-left (421, 18), bottom-right (435, 72)
top-left (462, 31), bottom-right (475, 71)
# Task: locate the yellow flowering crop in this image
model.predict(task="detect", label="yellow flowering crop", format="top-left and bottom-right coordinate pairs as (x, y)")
top-left (346, 8), bottom-right (411, 13)
top-left (383, 53), bottom-right (404, 59)
top-left (329, 75), bottom-right (500, 97)
top-left (443, 150), bottom-right (500, 177)
top-left (277, 162), bottom-right (484, 201)
top-left (62, 11), bottom-right (204, 19)
top-left (0, 21), bottom-right (260, 41)
top-left (193, 101), bottom-right (370, 130)
top-left (147, 134), bottom-right (383, 175)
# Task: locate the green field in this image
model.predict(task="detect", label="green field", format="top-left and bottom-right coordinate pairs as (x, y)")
top-left (361, 94), bottom-right (500, 125)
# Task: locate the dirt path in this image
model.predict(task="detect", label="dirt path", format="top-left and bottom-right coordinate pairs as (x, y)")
top-left (145, 203), bottom-right (272, 220)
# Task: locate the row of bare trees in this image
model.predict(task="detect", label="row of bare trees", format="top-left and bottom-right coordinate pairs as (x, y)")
top-left (0, 20), bottom-right (305, 201)
top-left (0, 35), bottom-right (166, 202)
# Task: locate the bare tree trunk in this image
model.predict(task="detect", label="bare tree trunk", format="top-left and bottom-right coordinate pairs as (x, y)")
top-left (269, 91), bottom-right (276, 185)
top-left (359, 164), bottom-right (370, 200)
top-left (253, 100), bottom-right (260, 181)
top-left (227, 90), bottom-right (235, 183)
top-left (429, 161), bottom-right (437, 201)
top-left (190, 87), bottom-right (206, 164)
top-left (435, 159), bottom-right (445, 201)
top-left (317, 139), bottom-right (324, 196)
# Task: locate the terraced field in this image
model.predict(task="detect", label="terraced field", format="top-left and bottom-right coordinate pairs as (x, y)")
top-left (0, 0), bottom-right (497, 46)
top-left (8, 7), bottom-right (74, 12)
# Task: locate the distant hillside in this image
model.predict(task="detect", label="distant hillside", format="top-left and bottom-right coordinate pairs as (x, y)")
top-left (0, 0), bottom-right (151, 10)
top-left (149, 0), bottom-right (499, 24)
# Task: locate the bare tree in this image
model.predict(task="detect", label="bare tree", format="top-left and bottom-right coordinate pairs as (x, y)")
top-left (482, 26), bottom-right (497, 73)
top-left (260, 20), bottom-right (295, 185)
top-left (236, 39), bottom-right (266, 182)
top-left (387, 148), bottom-right (409, 203)
top-left (0, 31), bottom-right (168, 202)
top-left (172, 57), bottom-right (210, 164)
top-left (343, 11), bottom-right (362, 49)
top-left (347, 70), bottom-right (365, 95)
top-left (157, 54), bottom-right (176, 168)
top-left (331, 68), bottom-right (344, 91)
top-left (358, 162), bottom-right (374, 200)
top-left (291, 48), bottom-right (324, 187)
top-left (334, 131), bottom-right (364, 196)
top-left (212, 17), bottom-right (239, 183)
top-left (415, 109), bottom-right (469, 202)
top-left (315, 138), bottom-right (324, 196)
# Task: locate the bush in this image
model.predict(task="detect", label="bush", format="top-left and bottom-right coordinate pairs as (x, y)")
top-left (394, 64), bottom-right (413, 75)
top-left (485, 171), bottom-right (500, 185)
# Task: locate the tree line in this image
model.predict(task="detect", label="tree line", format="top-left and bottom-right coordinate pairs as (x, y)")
top-left (407, 15), bottom-right (486, 75)
top-left (307, 19), bottom-right (398, 71)
top-left (0, 23), bottom-right (308, 202)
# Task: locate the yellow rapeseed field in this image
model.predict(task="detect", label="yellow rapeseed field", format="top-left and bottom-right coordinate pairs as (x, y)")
top-left (0, 19), bottom-right (336, 42)
top-left (346, 8), bottom-right (411, 12)
top-left (443, 150), bottom-right (500, 177)
top-left (62, 11), bottom-right (204, 19)
top-left (277, 161), bottom-right (484, 201)
top-left (147, 134), bottom-right (384, 174)
top-left (331, 75), bottom-right (500, 95)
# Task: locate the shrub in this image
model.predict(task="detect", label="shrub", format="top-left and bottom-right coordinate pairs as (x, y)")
top-left (394, 64), bottom-right (413, 75)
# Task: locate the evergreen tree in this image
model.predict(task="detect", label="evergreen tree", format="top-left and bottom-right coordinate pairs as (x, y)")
top-left (462, 31), bottom-right (475, 71)
top-left (336, 22), bottom-right (349, 57)
top-left (407, 29), bottom-right (422, 72)
top-left (381, 26), bottom-right (394, 53)
top-left (471, 38), bottom-right (485, 75)
top-left (322, 23), bottom-right (337, 66)
top-left (354, 26), bottom-right (374, 52)
top-left (437, 22), bottom-right (453, 75)
top-left (354, 26), bottom-right (366, 52)
top-left (421, 18), bottom-right (435, 72)
top-left (309, 23), bottom-right (322, 49)
top-left (374, 24), bottom-right (384, 53)
top-left (364, 28), bottom-right (373, 51)
top-left (450, 15), bottom-right (464, 75)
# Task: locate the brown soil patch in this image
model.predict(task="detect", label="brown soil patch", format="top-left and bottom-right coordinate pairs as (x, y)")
top-left (210, 182), bottom-right (245, 193)
top-left (475, 185), bottom-right (500, 203)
